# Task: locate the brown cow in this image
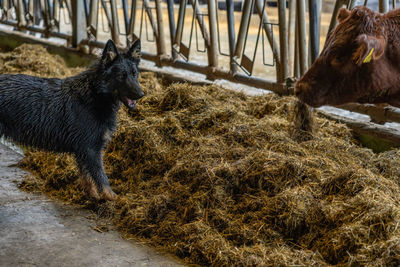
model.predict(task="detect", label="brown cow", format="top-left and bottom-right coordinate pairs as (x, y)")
top-left (295, 6), bottom-right (400, 108)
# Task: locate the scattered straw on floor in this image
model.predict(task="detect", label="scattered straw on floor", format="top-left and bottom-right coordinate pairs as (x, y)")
top-left (5, 44), bottom-right (400, 266)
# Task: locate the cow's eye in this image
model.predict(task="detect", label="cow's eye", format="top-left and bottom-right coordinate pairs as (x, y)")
top-left (331, 57), bottom-right (343, 67)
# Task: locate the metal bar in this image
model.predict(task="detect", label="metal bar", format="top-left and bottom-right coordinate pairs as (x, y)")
top-left (16, 0), bottom-right (25, 27)
top-left (121, 0), bottom-right (129, 34)
top-left (1, 0), bottom-right (5, 15)
top-left (64, 0), bottom-right (73, 22)
top-left (83, 0), bottom-right (89, 20)
top-left (21, 0), bottom-right (28, 17)
top-left (226, 0), bottom-right (237, 73)
top-left (318, 110), bottom-right (400, 147)
top-left (297, 0), bottom-right (307, 75)
top-left (0, 18), bottom-right (71, 39)
top-left (40, 0), bottom-right (51, 35)
top-left (288, 0), bottom-right (296, 77)
top-left (277, 0), bottom-right (288, 83)
top-left (254, 0), bottom-right (281, 76)
top-left (308, 0), bottom-right (320, 63)
top-left (52, 0), bottom-right (60, 28)
top-left (207, 0), bottom-right (218, 71)
top-left (234, 0), bottom-right (253, 58)
top-left (155, 0), bottom-right (166, 59)
top-left (109, 0), bottom-right (120, 44)
top-left (339, 103), bottom-right (400, 124)
top-left (172, 59), bottom-right (289, 94)
top-left (143, 0), bottom-right (158, 39)
top-left (348, 0), bottom-right (357, 9)
top-left (327, 0), bottom-right (344, 35)
top-left (88, 0), bottom-right (99, 38)
top-left (71, 0), bottom-right (86, 47)
top-left (166, 0), bottom-right (177, 59)
top-left (1, 0), bottom-right (6, 20)
top-left (215, 0), bottom-right (230, 56)
top-left (128, 0), bottom-right (137, 41)
top-left (240, 0), bottom-right (265, 76)
top-left (27, 0), bottom-right (34, 25)
top-left (189, 0), bottom-right (210, 45)
top-left (33, 0), bottom-right (40, 25)
top-left (46, 0), bottom-right (52, 19)
top-left (100, 0), bottom-right (113, 30)
top-left (41, 0), bottom-right (49, 26)
top-left (188, 0), bottom-right (199, 57)
top-left (143, 2), bottom-right (155, 42)
top-left (380, 0), bottom-right (389, 12)
top-left (173, 0), bottom-right (187, 48)
top-left (294, 12), bottom-right (300, 78)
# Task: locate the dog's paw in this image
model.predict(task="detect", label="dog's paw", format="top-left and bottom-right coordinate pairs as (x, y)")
top-left (81, 177), bottom-right (117, 201)
top-left (101, 186), bottom-right (117, 201)
top-left (81, 177), bottom-right (101, 199)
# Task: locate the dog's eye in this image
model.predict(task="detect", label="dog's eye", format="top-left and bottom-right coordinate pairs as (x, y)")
top-left (118, 72), bottom-right (127, 80)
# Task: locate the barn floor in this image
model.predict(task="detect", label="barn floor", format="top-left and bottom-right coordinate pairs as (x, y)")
top-left (0, 143), bottom-right (184, 267)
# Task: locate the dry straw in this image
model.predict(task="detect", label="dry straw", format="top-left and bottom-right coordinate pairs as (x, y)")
top-left (7, 44), bottom-right (400, 266)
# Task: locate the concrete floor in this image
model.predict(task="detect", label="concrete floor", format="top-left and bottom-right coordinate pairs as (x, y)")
top-left (0, 144), bottom-right (185, 267)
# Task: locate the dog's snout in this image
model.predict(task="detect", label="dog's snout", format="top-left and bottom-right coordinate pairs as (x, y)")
top-left (138, 90), bottom-right (145, 99)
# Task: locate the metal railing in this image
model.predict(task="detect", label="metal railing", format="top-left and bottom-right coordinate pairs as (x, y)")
top-left (0, 0), bottom-right (398, 127)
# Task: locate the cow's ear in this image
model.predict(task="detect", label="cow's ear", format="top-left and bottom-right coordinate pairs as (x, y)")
top-left (128, 39), bottom-right (141, 61)
top-left (101, 39), bottom-right (119, 66)
top-left (353, 34), bottom-right (386, 66)
top-left (337, 8), bottom-right (351, 23)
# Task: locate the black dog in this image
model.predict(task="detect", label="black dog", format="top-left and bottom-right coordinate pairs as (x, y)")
top-left (0, 39), bottom-right (143, 200)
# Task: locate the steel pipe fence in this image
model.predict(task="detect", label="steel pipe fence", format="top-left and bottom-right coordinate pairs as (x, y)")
top-left (0, 0), bottom-right (399, 125)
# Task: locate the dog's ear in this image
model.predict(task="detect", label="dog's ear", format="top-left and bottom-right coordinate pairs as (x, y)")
top-left (101, 39), bottom-right (119, 66)
top-left (128, 39), bottom-right (141, 61)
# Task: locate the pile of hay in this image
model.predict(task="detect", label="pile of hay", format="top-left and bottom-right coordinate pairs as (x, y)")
top-left (6, 44), bottom-right (400, 266)
top-left (0, 43), bottom-right (80, 77)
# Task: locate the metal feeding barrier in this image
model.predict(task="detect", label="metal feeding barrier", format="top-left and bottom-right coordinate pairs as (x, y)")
top-left (0, 0), bottom-right (399, 132)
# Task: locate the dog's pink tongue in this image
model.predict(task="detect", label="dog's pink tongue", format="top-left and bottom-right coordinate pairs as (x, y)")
top-left (127, 99), bottom-right (136, 106)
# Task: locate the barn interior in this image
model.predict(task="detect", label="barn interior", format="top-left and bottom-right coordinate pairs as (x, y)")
top-left (0, 0), bottom-right (400, 266)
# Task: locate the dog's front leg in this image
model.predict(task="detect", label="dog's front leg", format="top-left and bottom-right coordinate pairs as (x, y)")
top-left (75, 149), bottom-right (116, 201)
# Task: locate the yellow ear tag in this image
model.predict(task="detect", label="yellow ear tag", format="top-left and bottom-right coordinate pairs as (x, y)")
top-left (363, 48), bottom-right (374, 63)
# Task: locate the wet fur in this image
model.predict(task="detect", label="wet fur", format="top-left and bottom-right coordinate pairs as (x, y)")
top-left (0, 40), bottom-right (143, 200)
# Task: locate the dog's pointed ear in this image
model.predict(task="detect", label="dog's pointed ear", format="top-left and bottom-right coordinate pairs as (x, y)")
top-left (101, 39), bottom-right (119, 66)
top-left (128, 39), bottom-right (141, 61)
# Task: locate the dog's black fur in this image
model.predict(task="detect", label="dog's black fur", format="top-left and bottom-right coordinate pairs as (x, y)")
top-left (0, 39), bottom-right (143, 200)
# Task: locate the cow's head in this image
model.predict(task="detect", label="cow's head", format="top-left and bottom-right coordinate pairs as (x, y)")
top-left (295, 6), bottom-right (387, 107)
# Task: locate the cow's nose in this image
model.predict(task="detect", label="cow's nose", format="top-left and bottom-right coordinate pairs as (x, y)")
top-left (294, 84), bottom-right (304, 97)
top-left (294, 82), bottom-right (309, 97)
